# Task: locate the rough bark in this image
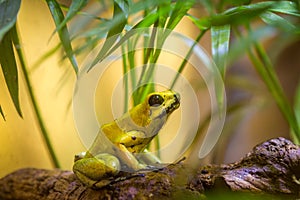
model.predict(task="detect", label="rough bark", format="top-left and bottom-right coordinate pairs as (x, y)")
top-left (0, 137), bottom-right (299, 199)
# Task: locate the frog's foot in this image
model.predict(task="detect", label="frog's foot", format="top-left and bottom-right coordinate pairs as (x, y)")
top-left (92, 178), bottom-right (114, 189)
top-left (93, 173), bottom-right (145, 189)
top-left (136, 164), bottom-right (165, 173)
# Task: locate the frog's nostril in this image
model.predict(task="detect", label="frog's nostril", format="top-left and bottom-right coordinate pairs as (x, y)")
top-left (174, 93), bottom-right (180, 103)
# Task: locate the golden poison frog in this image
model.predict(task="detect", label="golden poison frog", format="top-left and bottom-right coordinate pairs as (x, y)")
top-left (73, 90), bottom-right (180, 188)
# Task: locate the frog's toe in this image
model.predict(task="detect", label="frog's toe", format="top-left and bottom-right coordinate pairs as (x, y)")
top-left (136, 164), bottom-right (164, 173)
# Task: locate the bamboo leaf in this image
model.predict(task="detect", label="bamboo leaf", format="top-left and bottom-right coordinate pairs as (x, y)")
top-left (171, 30), bottom-right (206, 88)
top-left (91, 12), bottom-right (159, 65)
top-left (31, 43), bottom-right (61, 71)
top-left (0, 0), bottom-right (21, 42)
top-left (54, 0), bottom-right (88, 33)
top-left (292, 82), bottom-right (300, 144)
top-left (135, 12), bottom-right (160, 28)
top-left (133, 0), bottom-right (196, 102)
top-left (269, 1), bottom-right (300, 17)
top-left (0, 29), bottom-right (22, 117)
top-left (245, 34), bottom-right (300, 143)
top-left (0, 105), bottom-right (5, 121)
top-left (166, 0), bottom-right (195, 30)
top-left (260, 11), bottom-right (297, 32)
top-left (157, 0), bottom-right (171, 28)
top-left (193, 2), bottom-right (271, 29)
top-left (89, 0), bottom-right (128, 70)
top-left (46, 0), bottom-right (78, 73)
top-left (187, 14), bottom-right (210, 30)
top-left (221, 0), bottom-right (251, 7)
top-left (127, 0), bottom-right (164, 14)
top-left (211, 25), bottom-right (230, 117)
top-left (211, 25), bottom-right (230, 77)
top-left (229, 26), bottom-right (275, 63)
top-left (199, 0), bottom-right (213, 14)
top-left (11, 25), bottom-right (61, 168)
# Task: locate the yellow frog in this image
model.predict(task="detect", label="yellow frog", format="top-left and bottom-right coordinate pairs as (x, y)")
top-left (73, 90), bottom-right (180, 188)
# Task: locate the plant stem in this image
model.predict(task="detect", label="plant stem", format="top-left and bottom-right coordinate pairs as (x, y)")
top-left (171, 30), bottom-right (206, 89)
top-left (12, 26), bottom-right (61, 168)
top-left (121, 42), bottom-right (129, 113)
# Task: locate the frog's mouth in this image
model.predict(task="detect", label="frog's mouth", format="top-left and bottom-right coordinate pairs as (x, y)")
top-left (166, 93), bottom-right (180, 114)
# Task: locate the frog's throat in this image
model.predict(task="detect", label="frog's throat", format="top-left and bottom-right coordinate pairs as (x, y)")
top-left (166, 101), bottom-right (179, 114)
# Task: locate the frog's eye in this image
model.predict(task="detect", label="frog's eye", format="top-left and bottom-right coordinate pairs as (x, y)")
top-left (148, 94), bottom-right (164, 107)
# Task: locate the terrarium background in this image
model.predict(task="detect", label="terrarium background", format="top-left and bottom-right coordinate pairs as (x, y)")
top-left (0, 0), bottom-right (299, 178)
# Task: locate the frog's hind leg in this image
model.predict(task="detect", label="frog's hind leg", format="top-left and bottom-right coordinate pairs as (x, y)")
top-left (73, 153), bottom-right (120, 188)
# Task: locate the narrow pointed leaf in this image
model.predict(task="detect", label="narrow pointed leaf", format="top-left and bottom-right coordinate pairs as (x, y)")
top-left (157, 0), bottom-right (171, 28)
top-left (89, 0), bottom-right (128, 70)
top-left (0, 0), bottom-right (21, 41)
top-left (229, 26), bottom-right (275, 63)
top-left (260, 11), bottom-right (297, 32)
top-left (54, 0), bottom-right (88, 33)
top-left (134, 12), bottom-right (160, 28)
top-left (211, 25), bottom-right (230, 77)
top-left (247, 39), bottom-right (300, 144)
top-left (166, 0), bottom-right (195, 30)
top-left (0, 105), bottom-right (5, 121)
top-left (292, 82), bottom-right (300, 144)
top-left (269, 1), bottom-right (300, 17)
top-left (199, 0), bottom-right (213, 14)
top-left (193, 2), bottom-right (271, 29)
top-left (95, 12), bottom-right (159, 64)
top-left (46, 0), bottom-right (78, 73)
top-left (211, 25), bottom-right (230, 116)
top-left (0, 30), bottom-right (22, 117)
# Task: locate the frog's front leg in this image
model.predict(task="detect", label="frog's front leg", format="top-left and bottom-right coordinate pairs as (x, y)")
top-left (116, 144), bottom-right (147, 170)
top-left (139, 148), bottom-right (161, 165)
top-left (73, 152), bottom-right (120, 188)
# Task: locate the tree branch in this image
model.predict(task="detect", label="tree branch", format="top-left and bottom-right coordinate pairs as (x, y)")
top-left (0, 137), bottom-right (299, 199)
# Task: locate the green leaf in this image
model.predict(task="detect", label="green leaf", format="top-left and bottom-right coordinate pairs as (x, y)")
top-left (292, 82), bottom-right (300, 144)
top-left (46, 0), bottom-right (78, 73)
top-left (221, 0), bottom-right (251, 7)
top-left (31, 43), bottom-right (61, 71)
top-left (156, 0), bottom-right (171, 28)
top-left (53, 0), bottom-right (88, 34)
top-left (166, 0), bottom-right (195, 30)
top-left (9, 25), bottom-right (61, 168)
top-left (171, 30), bottom-right (206, 88)
top-left (269, 1), bottom-right (300, 17)
top-left (193, 2), bottom-right (272, 29)
top-left (135, 12), bottom-right (160, 28)
top-left (245, 33), bottom-right (300, 144)
top-left (89, 0), bottom-right (128, 70)
top-left (229, 26), bottom-right (275, 63)
top-left (90, 12), bottom-right (159, 65)
top-left (0, 105), bottom-right (5, 121)
top-left (0, 0), bottom-right (21, 42)
top-left (260, 11), bottom-right (297, 32)
top-left (199, 0), bottom-right (213, 14)
top-left (0, 29), bottom-right (22, 117)
top-left (211, 25), bottom-right (230, 117)
top-left (211, 25), bottom-right (230, 77)
top-left (127, 0), bottom-right (164, 14)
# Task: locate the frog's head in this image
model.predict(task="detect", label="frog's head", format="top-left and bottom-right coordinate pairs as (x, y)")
top-left (128, 90), bottom-right (180, 127)
top-left (146, 90), bottom-right (180, 119)
top-left (139, 90), bottom-right (180, 137)
top-left (124, 90), bottom-right (180, 138)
